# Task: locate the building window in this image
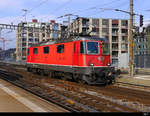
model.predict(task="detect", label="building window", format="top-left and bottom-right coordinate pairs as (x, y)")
top-left (42, 33), bottom-right (45, 37)
top-left (35, 38), bottom-right (39, 42)
top-left (22, 43), bottom-right (26, 47)
top-left (33, 48), bottom-right (38, 54)
top-left (28, 33), bottom-right (33, 37)
top-left (92, 19), bottom-right (99, 26)
top-left (52, 33), bottom-right (57, 38)
top-left (102, 28), bottom-right (109, 34)
top-left (102, 19), bottom-right (109, 25)
top-left (122, 29), bottom-right (127, 33)
top-left (57, 44), bottom-right (64, 53)
top-left (22, 48), bottom-right (26, 56)
top-left (82, 18), bottom-right (89, 26)
top-left (52, 24), bottom-right (58, 30)
top-left (29, 38), bottom-right (33, 42)
top-left (121, 20), bottom-right (128, 26)
top-left (43, 46), bottom-right (49, 54)
top-left (28, 49), bottom-right (30, 55)
top-left (139, 45), bottom-right (141, 49)
top-left (112, 59), bottom-right (118, 65)
top-left (92, 27), bottom-right (99, 32)
top-left (22, 38), bottom-right (26, 42)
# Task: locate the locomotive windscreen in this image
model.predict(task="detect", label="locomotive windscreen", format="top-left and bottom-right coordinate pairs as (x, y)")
top-left (87, 42), bottom-right (99, 54)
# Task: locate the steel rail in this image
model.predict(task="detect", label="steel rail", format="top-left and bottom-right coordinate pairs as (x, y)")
top-left (0, 69), bottom-right (81, 112)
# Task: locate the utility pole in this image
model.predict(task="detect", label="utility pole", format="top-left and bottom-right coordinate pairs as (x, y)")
top-left (58, 14), bottom-right (72, 37)
top-left (22, 9), bottom-right (28, 22)
top-left (68, 14), bottom-right (71, 36)
top-left (57, 14), bottom-right (78, 37)
top-left (129, 0), bottom-right (134, 77)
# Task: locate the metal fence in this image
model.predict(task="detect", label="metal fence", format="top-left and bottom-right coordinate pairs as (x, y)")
top-left (134, 55), bottom-right (150, 68)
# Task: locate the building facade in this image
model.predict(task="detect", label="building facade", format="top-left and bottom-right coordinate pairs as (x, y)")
top-left (133, 26), bottom-right (150, 68)
top-left (134, 33), bottom-right (148, 55)
top-left (71, 17), bottom-right (130, 66)
top-left (16, 19), bottom-right (63, 61)
top-left (134, 25), bottom-right (150, 55)
top-left (0, 48), bottom-right (16, 61)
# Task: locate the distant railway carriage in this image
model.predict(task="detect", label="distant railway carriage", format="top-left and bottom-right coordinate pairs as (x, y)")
top-left (26, 36), bottom-right (116, 85)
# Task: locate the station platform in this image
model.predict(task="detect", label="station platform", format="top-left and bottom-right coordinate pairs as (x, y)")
top-left (0, 79), bottom-right (68, 112)
top-left (116, 74), bottom-right (150, 87)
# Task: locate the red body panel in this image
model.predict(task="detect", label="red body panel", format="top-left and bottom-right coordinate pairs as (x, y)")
top-left (26, 40), bottom-right (111, 67)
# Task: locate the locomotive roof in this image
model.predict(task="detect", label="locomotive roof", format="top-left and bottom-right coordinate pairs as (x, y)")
top-left (30, 36), bottom-right (108, 47)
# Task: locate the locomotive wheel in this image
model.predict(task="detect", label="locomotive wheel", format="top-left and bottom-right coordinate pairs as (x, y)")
top-left (48, 71), bottom-right (53, 78)
top-left (78, 79), bottom-right (87, 84)
top-left (32, 68), bottom-right (37, 74)
top-left (37, 69), bottom-right (44, 75)
top-left (61, 73), bottom-right (68, 81)
top-left (78, 75), bottom-right (88, 84)
top-left (27, 67), bottom-right (32, 72)
top-left (61, 76), bottom-right (67, 81)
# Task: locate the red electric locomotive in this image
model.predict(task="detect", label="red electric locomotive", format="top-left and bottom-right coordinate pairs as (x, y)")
top-left (26, 36), bottom-right (116, 85)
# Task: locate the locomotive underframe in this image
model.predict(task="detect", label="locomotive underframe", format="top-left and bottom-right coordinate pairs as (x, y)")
top-left (26, 63), bottom-right (115, 85)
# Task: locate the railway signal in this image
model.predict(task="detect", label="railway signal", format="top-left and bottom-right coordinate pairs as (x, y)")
top-left (140, 15), bottom-right (143, 27)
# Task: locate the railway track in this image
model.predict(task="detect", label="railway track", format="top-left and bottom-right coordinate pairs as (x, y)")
top-left (0, 69), bottom-right (136, 112)
top-left (0, 69), bottom-right (84, 112)
top-left (0, 62), bottom-right (150, 112)
top-left (115, 82), bottom-right (150, 92)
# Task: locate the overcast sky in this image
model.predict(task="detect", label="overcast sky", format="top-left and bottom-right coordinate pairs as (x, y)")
top-left (0, 0), bottom-right (150, 49)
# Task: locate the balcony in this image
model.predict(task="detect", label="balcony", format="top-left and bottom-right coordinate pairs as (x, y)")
top-left (122, 48), bottom-right (128, 51)
top-left (121, 25), bottom-right (128, 29)
top-left (112, 39), bottom-right (118, 43)
top-left (82, 24), bottom-right (89, 27)
top-left (112, 25), bottom-right (118, 28)
top-left (91, 32), bottom-right (99, 36)
top-left (102, 32), bottom-right (109, 36)
top-left (122, 33), bottom-right (128, 36)
top-left (112, 32), bottom-right (118, 36)
top-left (122, 40), bottom-right (128, 43)
top-left (112, 47), bottom-right (118, 51)
top-left (112, 55), bottom-right (118, 58)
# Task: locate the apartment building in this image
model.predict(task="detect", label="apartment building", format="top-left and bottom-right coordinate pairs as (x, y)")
top-left (16, 19), bottom-right (63, 61)
top-left (133, 25), bottom-right (150, 55)
top-left (71, 17), bottom-right (129, 66)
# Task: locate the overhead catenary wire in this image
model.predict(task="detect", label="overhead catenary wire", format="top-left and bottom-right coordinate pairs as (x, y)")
top-left (40, 0), bottom-right (73, 22)
top-left (9, 0), bottom-right (49, 24)
top-left (71, 0), bottom-right (123, 15)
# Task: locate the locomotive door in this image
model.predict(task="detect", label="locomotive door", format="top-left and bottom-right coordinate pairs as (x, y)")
top-left (73, 42), bottom-right (79, 66)
top-left (43, 46), bottom-right (49, 64)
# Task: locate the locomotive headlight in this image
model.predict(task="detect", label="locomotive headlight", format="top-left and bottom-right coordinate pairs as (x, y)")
top-left (108, 72), bottom-right (112, 76)
top-left (90, 64), bottom-right (94, 66)
top-left (107, 63), bottom-right (111, 66)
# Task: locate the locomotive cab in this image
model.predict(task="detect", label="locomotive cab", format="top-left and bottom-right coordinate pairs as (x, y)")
top-left (74, 37), bottom-right (115, 85)
top-left (79, 40), bottom-right (111, 67)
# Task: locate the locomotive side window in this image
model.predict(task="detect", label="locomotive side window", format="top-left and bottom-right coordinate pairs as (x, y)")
top-left (57, 44), bottom-right (64, 53)
top-left (87, 42), bottom-right (99, 54)
top-left (33, 48), bottom-right (38, 54)
top-left (102, 43), bottom-right (110, 55)
top-left (80, 41), bottom-right (86, 54)
top-left (43, 46), bottom-right (49, 54)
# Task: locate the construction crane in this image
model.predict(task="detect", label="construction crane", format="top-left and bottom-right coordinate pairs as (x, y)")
top-left (0, 38), bottom-right (12, 50)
